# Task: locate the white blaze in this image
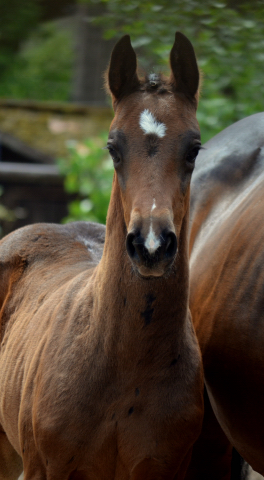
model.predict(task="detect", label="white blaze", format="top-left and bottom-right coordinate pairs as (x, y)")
top-left (151, 199), bottom-right (156, 212)
top-left (145, 198), bottom-right (160, 254)
top-left (145, 224), bottom-right (161, 254)
top-left (139, 109), bottom-right (166, 138)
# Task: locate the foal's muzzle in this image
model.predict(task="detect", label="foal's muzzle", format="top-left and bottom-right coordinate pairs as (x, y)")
top-left (126, 228), bottom-right (177, 277)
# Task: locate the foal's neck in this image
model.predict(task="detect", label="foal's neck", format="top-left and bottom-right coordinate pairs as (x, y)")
top-left (95, 177), bottom-right (190, 333)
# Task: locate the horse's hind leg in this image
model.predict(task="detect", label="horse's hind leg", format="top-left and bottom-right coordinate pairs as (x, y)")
top-left (0, 430), bottom-right (23, 480)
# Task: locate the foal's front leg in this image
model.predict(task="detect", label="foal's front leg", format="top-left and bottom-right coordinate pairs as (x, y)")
top-left (184, 388), bottom-right (233, 480)
top-left (130, 448), bottom-right (193, 480)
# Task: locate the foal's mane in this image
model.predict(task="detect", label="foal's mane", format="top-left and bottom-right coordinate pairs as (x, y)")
top-left (104, 69), bottom-right (201, 105)
top-left (104, 69), bottom-right (172, 95)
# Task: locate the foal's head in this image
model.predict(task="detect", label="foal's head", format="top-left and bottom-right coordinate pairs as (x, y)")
top-left (107, 32), bottom-right (200, 278)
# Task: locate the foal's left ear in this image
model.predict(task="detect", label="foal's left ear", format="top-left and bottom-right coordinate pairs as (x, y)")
top-left (108, 35), bottom-right (140, 103)
top-left (170, 32), bottom-right (199, 101)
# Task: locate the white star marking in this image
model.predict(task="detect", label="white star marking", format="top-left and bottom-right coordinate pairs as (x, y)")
top-left (139, 109), bottom-right (166, 138)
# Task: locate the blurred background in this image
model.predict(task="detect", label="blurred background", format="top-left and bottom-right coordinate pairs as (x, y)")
top-left (0, 0), bottom-right (264, 237)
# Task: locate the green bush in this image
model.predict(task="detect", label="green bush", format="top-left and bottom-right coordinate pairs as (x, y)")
top-left (0, 20), bottom-right (74, 101)
top-left (0, 0), bottom-right (41, 72)
top-left (58, 134), bottom-right (113, 224)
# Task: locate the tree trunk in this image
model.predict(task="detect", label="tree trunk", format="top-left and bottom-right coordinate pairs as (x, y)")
top-left (71, 4), bottom-right (115, 105)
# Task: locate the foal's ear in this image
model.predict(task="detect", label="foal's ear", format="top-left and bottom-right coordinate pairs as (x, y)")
top-left (170, 32), bottom-right (199, 101)
top-left (107, 35), bottom-right (140, 103)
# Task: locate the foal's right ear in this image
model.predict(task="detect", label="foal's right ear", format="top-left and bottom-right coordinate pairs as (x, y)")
top-left (107, 35), bottom-right (140, 104)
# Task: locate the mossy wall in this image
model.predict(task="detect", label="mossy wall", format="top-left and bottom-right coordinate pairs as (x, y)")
top-left (0, 100), bottom-right (113, 161)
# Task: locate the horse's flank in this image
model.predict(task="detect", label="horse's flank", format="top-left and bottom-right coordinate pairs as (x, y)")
top-left (187, 112), bottom-right (264, 478)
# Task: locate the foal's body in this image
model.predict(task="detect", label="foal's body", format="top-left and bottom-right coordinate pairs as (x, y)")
top-left (0, 219), bottom-right (200, 480)
top-left (0, 34), bottom-right (203, 480)
top-left (187, 113), bottom-right (264, 478)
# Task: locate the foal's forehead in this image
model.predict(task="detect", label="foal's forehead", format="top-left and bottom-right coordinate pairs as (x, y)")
top-left (111, 91), bottom-right (199, 138)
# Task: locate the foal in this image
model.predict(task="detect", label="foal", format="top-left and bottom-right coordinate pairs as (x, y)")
top-left (0, 33), bottom-right (203, 480)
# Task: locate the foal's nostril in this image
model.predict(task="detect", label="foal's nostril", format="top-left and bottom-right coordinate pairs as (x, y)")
top-left (126, 232), bottom-right (137, 260)
top-left (164, 231), bottom-right (177, 259)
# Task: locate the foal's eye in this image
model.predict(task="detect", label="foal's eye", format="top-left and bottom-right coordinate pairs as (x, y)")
top-left (186, 145), bottom-right (201, 165)
top-left (106, 144), bottom-right (121, 167)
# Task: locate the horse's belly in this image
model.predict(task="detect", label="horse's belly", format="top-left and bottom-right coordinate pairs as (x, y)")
top-left (207, 376), bottom-right (264, 475)
top-left (192, 269), bottom-right (264, 474)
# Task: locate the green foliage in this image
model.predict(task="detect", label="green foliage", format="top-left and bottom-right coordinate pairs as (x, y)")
top-left (0, 0), bottom-right (41, 71)
top-left (58, 134), bottom-right (113, 224)
top-left (81, 0), bottom-right (264, 142)
top-left (0, 21), bottom-right (74, 101)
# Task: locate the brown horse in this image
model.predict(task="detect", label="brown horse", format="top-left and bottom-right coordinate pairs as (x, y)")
top-left (0, 33), bottom-right (204, 480)
top-left (185, 112), bottom-right (264, 479)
